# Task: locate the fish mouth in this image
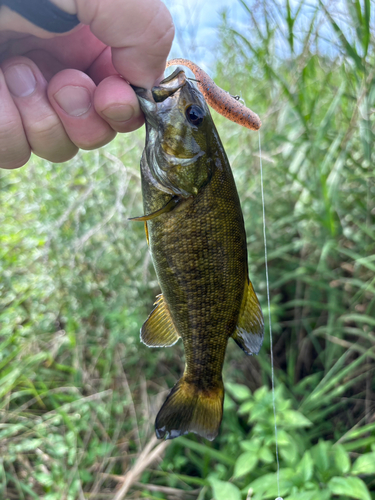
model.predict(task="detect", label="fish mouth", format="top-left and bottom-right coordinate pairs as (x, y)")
top-left (152, 68), bottom-right (187, 102)
top-left (131, 67), bottom-right (187, 110)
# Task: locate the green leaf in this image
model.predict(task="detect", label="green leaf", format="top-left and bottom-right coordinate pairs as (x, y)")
top-left (248, 468), bottom-right (295, 498)
top-left (287, 491), bottom-right (321, 500)
top-left (9, 438), bottom-right (43, 454)
top-left (333, 444), bottom-right (351, 474)
top-left (277, 430), bottom-right (300, 466)
top-left (277, 429), bottom-right (292, 446)
top-left (35, 472), bottom-right (54, 487)
top-left (297, 450), bottom-right (313, 482)
top-left (224, 394), bottom-right (236, 410)
top-left (248, 472), bottom-right (278, 496)
top-left (226, 383), bottom-right (252, 401)
top-left (178, 437), bottom-right (235, 466)
top-left (328, 476), bottom-right (371, 500)
top-left (363, 0), bottom-right (370, 55)
top-left (351, 452), bottom-right (375, 475)
top-left (312, 440), bottom-right (331, 473)
top-left (239, 400), bottom-right (253, 415)
top-left (340, 422), bottom-right (375, 442)
top-left (240, 439), bottom-right (261, 453)
top-left (340, 313), bottom-right (375, 327)
top-left (319, 1), bottom-right (364, 71)
top-left (209, 478), bottom-right (241, 500)
top-left (282, 409), bottom-right (312, 428)
top-left (310, 492), bottom-right (331, 500)
top-left (233, 452), bottom-right (258, 478)
top-left (258, 446), bottom-right (275, 464)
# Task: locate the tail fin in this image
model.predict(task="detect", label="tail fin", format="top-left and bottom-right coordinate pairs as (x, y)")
top-left (155, 377), bottom-right (224, 441)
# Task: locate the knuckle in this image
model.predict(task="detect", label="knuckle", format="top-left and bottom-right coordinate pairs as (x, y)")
top-left (0, 116), bottom-right (23, 138)
top-left (27, 113), bottom-right (63, 142)
top-left (26, 115), bottom-right (79, 162)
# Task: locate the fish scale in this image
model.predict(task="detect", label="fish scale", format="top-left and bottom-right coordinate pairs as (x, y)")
top-left (146, 165), bottom-right (245, 381)
top-left (131, 67), bottom-right (264, 440)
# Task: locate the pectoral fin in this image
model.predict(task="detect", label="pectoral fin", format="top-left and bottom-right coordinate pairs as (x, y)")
top-left (129, 196), bottom-right (180, 222)
top-left (232, 279), bottom-right (264, 355)
top-left (141, 294), bottom-right (180, 347)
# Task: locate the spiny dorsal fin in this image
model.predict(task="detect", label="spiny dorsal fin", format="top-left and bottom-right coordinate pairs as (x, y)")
top-left (141, 294), bottom-right (180, 347)
top-left (232, 279), bottom-right (264, 355)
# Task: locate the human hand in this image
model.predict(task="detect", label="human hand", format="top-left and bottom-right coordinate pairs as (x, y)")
top-left (0, 0), bottom-right (174, 169)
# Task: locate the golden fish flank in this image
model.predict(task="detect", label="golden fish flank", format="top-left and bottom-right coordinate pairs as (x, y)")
top-left (130, 67), bottom-right (264, 441)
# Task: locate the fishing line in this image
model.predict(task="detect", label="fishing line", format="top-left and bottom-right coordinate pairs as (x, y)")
top-left (258, 130), bottom-right (282, 500)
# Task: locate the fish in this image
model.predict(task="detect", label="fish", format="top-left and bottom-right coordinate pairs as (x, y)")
top-left (130, 65), bottom-right (264, 441)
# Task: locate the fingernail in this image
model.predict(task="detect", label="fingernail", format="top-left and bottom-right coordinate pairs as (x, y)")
top-left (101, 104), bottom-right (134, 122)
top-left (4, 64), bottom-right (37, 97)
top-left (54, 86), bottom-right (91, 116)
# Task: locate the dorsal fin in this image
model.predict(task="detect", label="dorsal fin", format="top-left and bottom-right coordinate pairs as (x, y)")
top-left (141, 294), bottom-right (180, 347)
top-left (232, 279), bottom-right (264, 355)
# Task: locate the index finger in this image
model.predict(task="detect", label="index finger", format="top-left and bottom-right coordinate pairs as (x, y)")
top-left (74, 0), bottom-right (174, 88)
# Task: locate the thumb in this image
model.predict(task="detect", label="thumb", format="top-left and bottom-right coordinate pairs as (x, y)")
top-left (73, 0), bottom-right (174, 88)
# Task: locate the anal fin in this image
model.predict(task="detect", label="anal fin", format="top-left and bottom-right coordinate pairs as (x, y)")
top-left (232, 279), bottom-right (264, 355)
top-left (141, 294), bottom-right (180, 347)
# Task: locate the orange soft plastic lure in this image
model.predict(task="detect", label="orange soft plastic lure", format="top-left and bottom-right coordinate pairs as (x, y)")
top-left (166, 58), bottom-right (261, 131)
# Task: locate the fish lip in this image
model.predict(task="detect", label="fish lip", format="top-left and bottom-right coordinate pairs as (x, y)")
top-left (130, 85), bottom-right (152, 103)
top-left (131, 68), bottom-right (187, 106)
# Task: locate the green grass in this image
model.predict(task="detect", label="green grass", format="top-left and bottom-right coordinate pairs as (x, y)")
top-left (0, 0), bottom-right (374, 498)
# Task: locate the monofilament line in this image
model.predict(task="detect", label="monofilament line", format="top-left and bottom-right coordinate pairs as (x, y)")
top-left (258, 131), bottom-right (282, 500)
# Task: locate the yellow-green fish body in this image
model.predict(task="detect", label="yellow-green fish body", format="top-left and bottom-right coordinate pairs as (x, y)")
top-left (132, 68), bottom-right (263, 440)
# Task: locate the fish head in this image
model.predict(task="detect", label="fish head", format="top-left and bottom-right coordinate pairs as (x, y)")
top-left (133, 68), bottom-right (215, 198)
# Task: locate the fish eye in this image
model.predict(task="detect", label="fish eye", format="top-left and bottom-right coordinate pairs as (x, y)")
top-left (186, 105), bottom-right (204, 126)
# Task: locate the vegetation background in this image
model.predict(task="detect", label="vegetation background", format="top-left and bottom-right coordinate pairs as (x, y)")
top-left (0, 0), bottom-right (374, 498)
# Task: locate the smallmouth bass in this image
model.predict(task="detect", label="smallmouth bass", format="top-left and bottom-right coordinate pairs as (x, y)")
top-left (131, 66), bottom-right (264, 441)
